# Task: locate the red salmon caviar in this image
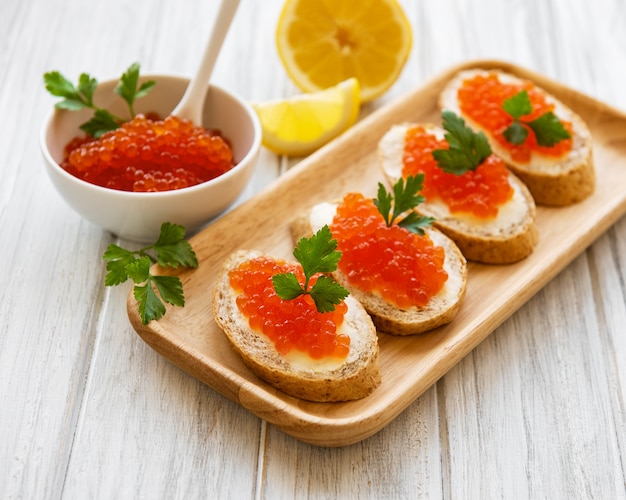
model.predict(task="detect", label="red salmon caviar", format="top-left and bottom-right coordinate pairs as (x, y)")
top-left (330, 193), bottom-right (448, 309)
top-left (61, 114), bottom-right (234, 192)
top-left (228, 257), bottom-right (350, 360)
top-left (458, 73), bottom-right (573, 163)
top-left (402, 126), bottom-right (513, 218)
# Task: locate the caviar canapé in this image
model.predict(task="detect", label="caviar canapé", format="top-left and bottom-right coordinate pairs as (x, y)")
top-left (229, 257), bottom-right (350, 360)
top-left (402, 126), bottom-right (513, 218)
top-left (457, 73), bottom-right (573, 163)
top-left (330, 193), bottom-right (448, 309)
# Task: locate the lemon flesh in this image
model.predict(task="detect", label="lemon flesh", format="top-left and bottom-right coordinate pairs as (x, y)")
top-left (276, 0), bottom-right (412, 102)
top-left (252, 78), bottom-right (360, 157)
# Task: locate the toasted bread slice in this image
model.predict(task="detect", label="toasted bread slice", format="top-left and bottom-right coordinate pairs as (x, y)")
top-left (378, 122), bottom-right (538, 264)
top-left (212, 249), bottom-right (381, 402)
top-left (291, 204), bottom-right (467, 335)
top-left (439, 68), bottom-right (594, 206)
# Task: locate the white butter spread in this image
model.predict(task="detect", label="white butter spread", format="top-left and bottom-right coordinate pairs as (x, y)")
top-left (423, 180), bottom-right (528, 233)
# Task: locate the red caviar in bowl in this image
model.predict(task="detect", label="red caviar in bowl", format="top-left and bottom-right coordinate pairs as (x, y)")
top-left (457, 73), bottom-right (573, 163)
top-left (61, 114), bottom-right (234, 192)
top-left (330, 193), bottom-right (448, 309)
top-left (402, 126), bottom-right (513, 218)
top-left (228, 257), bottom-right (350, 360)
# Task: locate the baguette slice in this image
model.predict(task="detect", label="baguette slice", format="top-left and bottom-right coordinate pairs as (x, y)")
top-left (378, 122), bottom-right (538, 264)
top-left (212, 249), bottom-right (381, 402)
top-left (291, 204), bottom-right (467, 335)
top-left (439, 68), bottom-right (594, 206)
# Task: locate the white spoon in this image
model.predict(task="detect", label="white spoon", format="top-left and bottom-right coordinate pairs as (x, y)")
top-left (171, 0), bottom-right (240, 124)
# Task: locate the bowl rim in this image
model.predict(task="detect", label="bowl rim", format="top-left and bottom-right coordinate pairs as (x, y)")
top-left (39, 76), bottom-right (262, 200)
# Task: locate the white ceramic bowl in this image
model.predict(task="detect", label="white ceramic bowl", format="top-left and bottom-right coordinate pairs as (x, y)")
top-left (40, 75), bottom-right (261, 242)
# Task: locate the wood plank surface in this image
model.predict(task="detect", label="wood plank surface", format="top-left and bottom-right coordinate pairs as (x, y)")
top-left (1, 0), bottom-right (625, 497)
top-left (128, 59), bottom-right (626, 446)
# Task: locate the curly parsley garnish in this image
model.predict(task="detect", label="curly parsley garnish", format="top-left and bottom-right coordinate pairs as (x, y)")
top-left (272, 225), bottom-right (349, 313)
top-left (432, 110), bottom-right (492, 175)
top-left (502, 90), bottom-right (571, 147)
top-left (103, 222), bottom-right (198, 325)
top-left (43, 62), bottom-right (156, 138)
top-left (374, 175), bottom-right (434, 235)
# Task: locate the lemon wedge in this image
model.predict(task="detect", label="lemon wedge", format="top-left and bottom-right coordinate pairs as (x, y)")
top-left (252, 78), bottom-right (360, 157)
top-left (275, 0), bottom-right (412, 103)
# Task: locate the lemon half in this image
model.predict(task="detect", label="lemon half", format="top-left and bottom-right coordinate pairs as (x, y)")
top-left (275, 0), bottom-right (413, 103)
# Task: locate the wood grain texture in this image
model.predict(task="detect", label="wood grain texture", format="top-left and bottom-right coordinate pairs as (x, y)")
top-left (128, 59), bottom-right (626, 446)
top-left (1, 0), bottom-right (625, 496)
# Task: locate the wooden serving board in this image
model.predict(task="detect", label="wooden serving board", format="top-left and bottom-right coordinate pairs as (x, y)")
top-left (127, 59), bottom-right (626, 447)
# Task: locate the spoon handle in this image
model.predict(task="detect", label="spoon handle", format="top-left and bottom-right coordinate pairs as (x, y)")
top-left (172, 0), bottom-right (241, 122)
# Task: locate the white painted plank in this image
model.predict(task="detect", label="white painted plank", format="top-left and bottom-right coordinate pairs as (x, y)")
top-left (51, 1), bottom-right (278, 497)
top-left (587, 216), bottom-right (626, 487)
top-left (61, 285), bottom-right (261, 499)
top-left (0, 0), bottom-right (115, 497)
top-left (427, 0), bottom-right (626, 497)
top-left (261, 387), bottom-right (443, 499)
top-left (443, 257), bottom-right (625, 499)
top-left (1, 0), bottom-right (626, 497)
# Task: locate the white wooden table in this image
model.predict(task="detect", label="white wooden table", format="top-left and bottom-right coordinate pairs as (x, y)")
top-left (2, 0), bottom-right (626, 498)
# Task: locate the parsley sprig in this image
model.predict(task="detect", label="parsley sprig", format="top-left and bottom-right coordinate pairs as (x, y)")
top-left (103, 222), bottom-right (198, 325)
top-left (272, 225), bottom-right (349, 313)
top-left (374, 175), bottom-right (434, 235)
top-left (432, 110), bottom-right (492, 175)
top-left (43, 62), bottom-right (156, 138)
top-left (502, 90), bottom-right (571, 147)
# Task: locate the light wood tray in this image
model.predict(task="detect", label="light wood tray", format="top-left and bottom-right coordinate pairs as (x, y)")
top-left (128, 59), bottom-right (626, 447)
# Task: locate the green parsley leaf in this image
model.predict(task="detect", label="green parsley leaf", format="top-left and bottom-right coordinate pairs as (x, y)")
top-left (398, 211), bottom-right (435, 235)
top-left (309, 276), bottom-right (349, 313)
top-left (374, 175), bottom-right (434, 234)
top-left (53, 97), bottom-right (89, 112)
top-left (103, 245), bottom-right (136, 286)
top-left (374, 183), bottom-right (392, 225)
top-left (132, 273), bottom-right (184, 325)
top-left (102, 222), bottom-right (198, 324)
top-left (151, 275), bottom-right (185, 307)
top-left (43, 63), bottom-right (155, 137)
top-left (77, 73), bottom-right (98, 106)
top-left (432, 110), bottom-right (492, 175)
top-left (125, 256), bottom-right (151, 284)
top-left (115, 62), bottom-right (156, 117)
top-left (79, 109), bottom-right (121, 138)
top-left (44, 71), bottom-right (84, 100)
top-left (271, 273), bottom-right (305, 301)
top-left (134, 281), bottom-right (167, 324)
top-left (502, 89), bottom-right (533, 119)
top-left (43, 71), bottom-right (90, 112)
top-left (392, 175), bottom-right (425, 221)
top-left (151, 222), bottom-right (198, 268)
top-left (502, 90), bottom-right (571, 147)
top-left (272, 225), bottom-right (348, 313)
top-left (527, 111), bottom-right (572, 147)
top-left (293, 225), bottom-right (342, 280)
top-left (502, 121), bottom-right (528, 145)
